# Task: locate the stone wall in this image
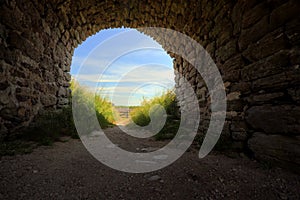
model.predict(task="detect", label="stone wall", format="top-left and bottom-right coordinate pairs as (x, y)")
top-left (0, 0), bottom-right (299, 168)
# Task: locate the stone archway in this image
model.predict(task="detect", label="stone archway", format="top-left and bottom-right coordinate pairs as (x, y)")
top-left (0, 0), bottom-right (300, 168)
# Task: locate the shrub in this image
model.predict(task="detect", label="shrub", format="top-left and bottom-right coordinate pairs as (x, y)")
top-left (129, 89), bottom-right (180, 140)
top-left (130, 90), bottom-right (178, 126)
top-left (0, 80), bottom-right (119, 156)
top-left (70, 79), bottom-right (118, 128)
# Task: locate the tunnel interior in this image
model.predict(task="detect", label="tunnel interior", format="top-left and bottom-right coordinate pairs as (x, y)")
top-left (0, 0), bottom-right (300, 169)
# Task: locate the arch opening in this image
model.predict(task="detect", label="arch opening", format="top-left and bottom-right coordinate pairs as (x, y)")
top-left (70, 27), bottom-right (180, 137)
top-left (70, 27), bottom-right (175, 107)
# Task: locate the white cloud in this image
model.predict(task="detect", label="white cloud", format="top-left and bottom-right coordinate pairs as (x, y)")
top-left (71, 28), bottom-right (175, 106)
top-left (75, 64), bottom-right (175, 84)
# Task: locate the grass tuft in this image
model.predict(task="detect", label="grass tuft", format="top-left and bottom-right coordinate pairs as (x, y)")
top-left (70, 79), bottom-right (118, 128)
top-left (0, 79), bottom-right (118, 157)
top-left (129, 89), bottom-right (180, 140)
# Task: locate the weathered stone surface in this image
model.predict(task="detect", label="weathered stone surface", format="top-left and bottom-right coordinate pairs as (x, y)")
top-left (57, 86), bottom-right (67, 97)
top-left (215, 40), bottom-right (237, 63)
top-left (285, 18), bottom-right (300, 46)
top-left (219, 55), bottom-right (244, 82)
top-left (242, 28), bottom-right (289, 62)
top-left (246, 92), bottom-right (285, 104)
top-left (227, 99), bottom-right (245, 112)
top-left (0, 90), bottom-right (10, 105)
top-left (241, 51), bottom-right (290, 81)
top-left (239, 16), bottom-right (269, 50)
top-left (246, 105), bottom-right (300, 135)
top-left (230, 82), bottom-right (251, 94)
top-left (288, 87), bottom-right (300, 103)
top-left (57, 97), bottom-right (69, 106)
top-left (269, 0), bottom-right (300, 29)
top-left (231, 131), bottom-right (247, 141)
top-left (227, 92), bottom-right (240, 101)
top-left (248, 133), bottom-right (300, 170)
top-left (40, 95), bottom-right (57, 107)
top-left (242, 2), bottom-right (270, 29)
top-left (252, 69), bottom-right (300, 91)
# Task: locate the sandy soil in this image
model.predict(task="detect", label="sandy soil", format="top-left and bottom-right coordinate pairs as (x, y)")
top-left (0, 126), bottom-right (299, 200)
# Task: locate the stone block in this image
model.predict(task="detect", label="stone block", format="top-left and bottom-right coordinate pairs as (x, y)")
top-left (0, 90), bottom-right (10, 105)
top-left (246, 105), bottom-right (300, 135)
top-left (216, 40), bottom-right (237, 63)
top-left (270, 0), bottom-right (300, 29)
top-left (288, 87), bottom-right (300, 103)
top-left (290, 48), bottom-right (300, 65)
top-left (248, 132), bottom-right (300, 171)
top-left (285, 18), bottom-right (300, 46)
top-left (41, 95), bottom-right (57, 107)
top-left (227, 99), bottom-right (245, 112)
top-left (252, 71), bottom-right (289, 91)
top-left (57, 86), bottom-right (67, 97)
top-left (241, 50), bottom-right (290, 81)
top-left (0, 80), bottom-right (9, 90)
top-left (242, 28), bottom-right (288, 62)
top-left (219, 55), bottom-right (244, 82)
top-left (45, 83), bottom-right (58, 95)
top-left (242, 2), bottom-right (270, 29)
top-left (230, 82), bottom-right (251, 94)
top-left (231, 131), bottom-right (248, 141)
top-left (57, 97), bottom-right (69, 106)
top-left (239, 16), bottom-right (269, 50)
top-left (16, 94), bottom-right (30, 102)
top-left (227, 92), bottom-right (240, 101)
top-left (246, 92), bottom-right (284, 105)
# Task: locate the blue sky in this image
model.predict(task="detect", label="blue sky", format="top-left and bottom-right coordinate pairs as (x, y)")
top-left (70, 28), bottom-right (175, 106)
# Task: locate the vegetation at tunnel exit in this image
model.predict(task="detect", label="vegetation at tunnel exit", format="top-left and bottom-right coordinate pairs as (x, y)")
top-left (70, 79), bottom-right (118, 129)
top-left (129, 90), bottom-right (180, 140)
top-left (0, 80), bottom-right (119, 157)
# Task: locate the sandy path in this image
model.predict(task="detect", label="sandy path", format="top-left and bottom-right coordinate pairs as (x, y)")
top-left (0, 126), bottom-right (299, 200)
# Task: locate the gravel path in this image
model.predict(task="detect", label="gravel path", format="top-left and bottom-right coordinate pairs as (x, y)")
top-left (0, 126), bottom-right (300, 200)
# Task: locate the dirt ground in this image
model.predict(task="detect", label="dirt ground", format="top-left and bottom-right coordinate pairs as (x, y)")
top-left (0, 126), bottom-right (299, 200)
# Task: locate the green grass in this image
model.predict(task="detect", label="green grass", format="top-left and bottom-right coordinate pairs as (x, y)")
top-left (0, 80), bottom-right (119, 157)
top-left (129, 89), bottom-right (180, 140)
top-left (70, 79), bottom-right (118, 129)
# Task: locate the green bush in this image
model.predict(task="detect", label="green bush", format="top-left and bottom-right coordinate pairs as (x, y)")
top-left (130, 90), bottom-right (178, 126)
top-left (20, 80), bottom-right (117, 145)
top-left (70, 79), bottom-right (118, 128)
top-left (0, 80), bottom-right (119, 156)
top-left (129, 89), bottom-right (180, 140)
